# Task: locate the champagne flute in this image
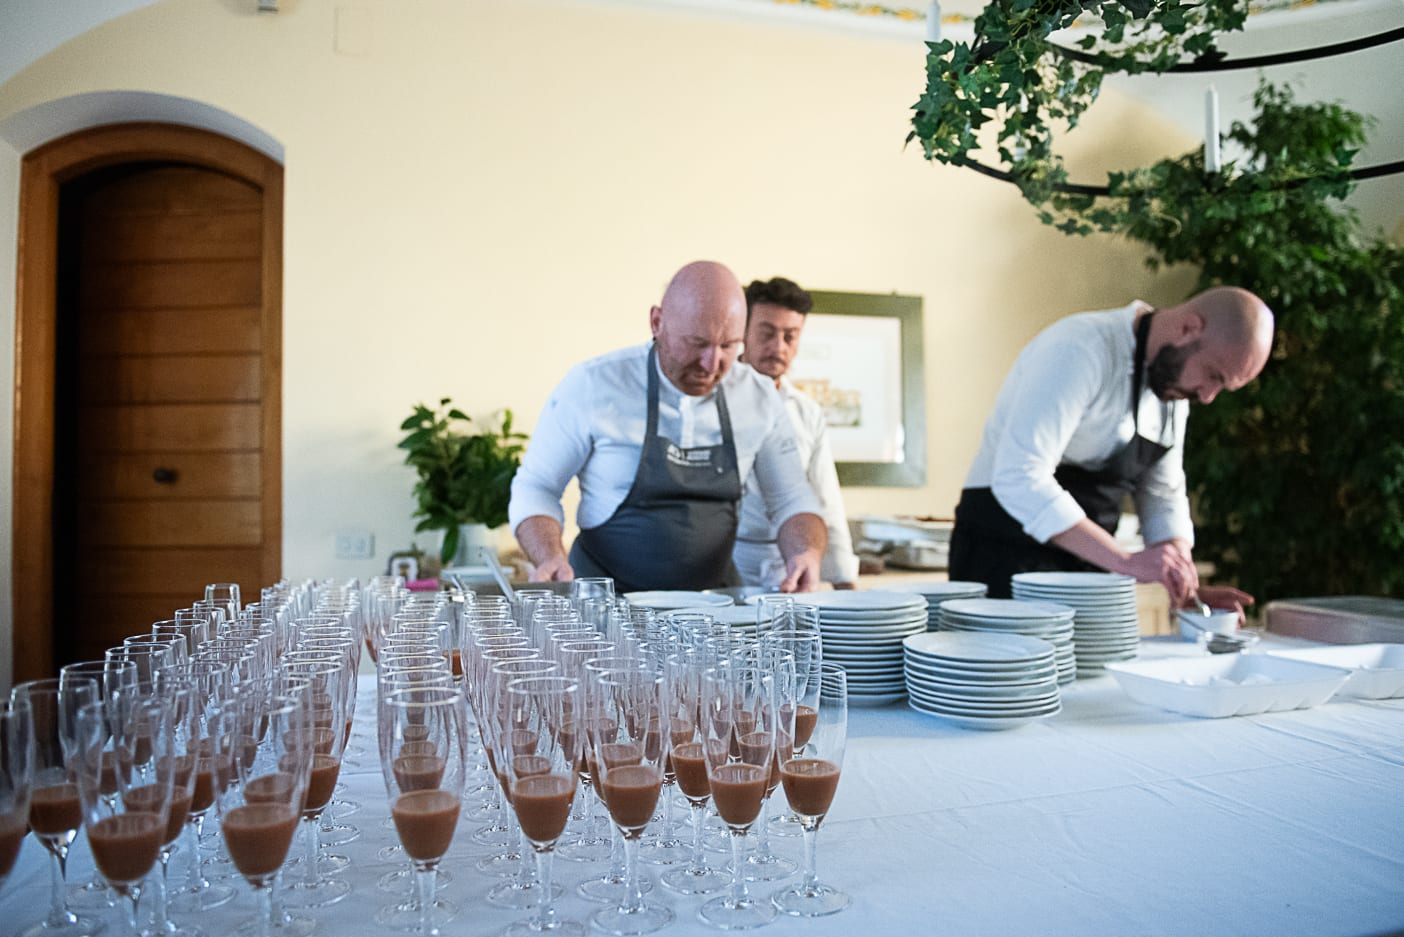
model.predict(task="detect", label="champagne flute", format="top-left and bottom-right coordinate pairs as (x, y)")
top-left (587, 668), bottom-right (673, 936)
top-left (59, 659), bottom-right (138, 911)
top-left (166, 662), bottom-right (237, 914)
top-left (772, 664), bottom-right (848, 916)
top-left (658, 650), bottom-right (729, 896)
top-left (213, 684), bottom-right (315, 937)
top-left (501, 675), bottom-right (585, 937)
top-left (73, 696), bottom-right (175, 937)
top-left (138, 676), bottom-right (203, 937)
top-left (0, 699), bottom-right (35, 888)
top-left (379, 686), bottom-right (470, 937)
top-left (279, 657), bottom-right (353, 908)
top-left (12, 677), bottom-right (102, 937)
top-left (697, 664), bottom-right (778, 930)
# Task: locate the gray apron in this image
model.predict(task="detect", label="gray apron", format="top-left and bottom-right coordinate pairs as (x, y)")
top-left (569, 345), bottom-right (744, 594)
top-left (949, 312), bottom-right (1172, 598)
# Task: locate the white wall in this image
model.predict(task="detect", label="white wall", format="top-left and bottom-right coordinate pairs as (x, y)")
top-left (0, 0), bottom-right (1199, 685)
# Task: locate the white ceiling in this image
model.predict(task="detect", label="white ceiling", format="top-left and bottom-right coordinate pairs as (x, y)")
top-left (3, 0), bottom-right (1401, 232)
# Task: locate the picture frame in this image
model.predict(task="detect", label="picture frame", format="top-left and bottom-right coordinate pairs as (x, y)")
top-left (788, 290), bottom-right (926, 487)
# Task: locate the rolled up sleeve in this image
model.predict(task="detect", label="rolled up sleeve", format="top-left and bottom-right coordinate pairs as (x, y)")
top-left (508, 365), bottom-right (594, 534)
top-left (749, 412), bottom-right (822, 530)
top-left (990, 342), bottom-right (1102, 544)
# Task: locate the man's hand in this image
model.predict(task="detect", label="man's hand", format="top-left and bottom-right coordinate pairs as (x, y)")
top-left (776, 513), bottom-right (827, 594)
top-left (778, 550), bottom-right (823, 593)
top-left (514, 516), bottom-right (575, 583)
top-left (1120, 539), bottom-right (1198, 607)
top-left (1191, 584), bottom-right (1255, 622)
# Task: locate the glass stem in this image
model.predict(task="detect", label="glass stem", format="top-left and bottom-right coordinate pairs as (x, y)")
top-left (608, 821), bottom-right (626, 879)
top-left (620, 832), bottom-right (644, 914)
top-left (533, 848), bottom-right (556, 930)
top-left (689, 802), bottom-right (707, 871)
top-left (728, 830), bottom-right (750, 906)
top-left (185, 816), bottom-right (208, 889)
top-left (255, 885), bottom-right (273, 937)
top-left (802, 826), bottom-right (820, 890)
top-left (755, 795), bottom-right (772, 857)
top-left (45, 840), bottom-right (72, 925)
top-left (122, 885), bottom-right (144, 937)
top-left (304, 815), bottom-right (320, 885)
top-left (516, 829), bottom-right (536, 885)
top-left (415, 863), bottom-right (437, 936)
top-left (152, 851), bottom-right (172, 928)
top-left (661, 781), bottom-right (676, 840)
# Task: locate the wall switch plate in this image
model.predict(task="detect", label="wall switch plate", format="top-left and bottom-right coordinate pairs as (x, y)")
top-left (335, 529), bottom-right (374, 559)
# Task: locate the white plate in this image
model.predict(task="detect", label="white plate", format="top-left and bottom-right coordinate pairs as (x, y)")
top-left (1105, 655), bottom-right (1352, 718)
top-left (892, 581), bottom-right (989, 598)
top-left (745, 591), bottom-right (928, 613)
top-left (625, 591), bottom-right (733, 610)
top-left (906, 698), bottom-right (1061, 729)
top-left (666, 606), bottom-right (757, 626)
top-left (1012, 571), bottom-right (1135, 589)
top-left (940, 598), bottom-right (1075, 621)
top-left (907, 689), bottom-right (1061, 713)
top-left (1265, 644), bottom-right (1404, 699)
top-left (903, 631), bottom-right (1056, 663)
top-left (819, 619), bottom-right (928, 634)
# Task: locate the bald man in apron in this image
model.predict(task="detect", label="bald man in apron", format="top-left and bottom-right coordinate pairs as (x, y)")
top-left (948, 288), bottom-right (1274, 613)
top-left (509, 261), bottom-right (827, 594)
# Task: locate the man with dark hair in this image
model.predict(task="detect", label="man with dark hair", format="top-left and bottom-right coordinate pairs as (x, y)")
top-left (734, 277), bottom-right (860, 590)
top-left (948, 287), bottom-right (1275, 611)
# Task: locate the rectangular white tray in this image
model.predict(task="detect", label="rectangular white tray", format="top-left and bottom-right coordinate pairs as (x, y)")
top-left (1104, 654), bottom-right (1352, 718)
top-left (1265, 643), bottom-right (1404, 700)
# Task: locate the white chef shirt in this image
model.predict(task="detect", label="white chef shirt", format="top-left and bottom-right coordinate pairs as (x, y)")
top-left (962, 302), bottom-right (1195, 547)
top-left (734, 377), bottom-right (860, 586)
top-left (509, 342), bottom-right (822, 537)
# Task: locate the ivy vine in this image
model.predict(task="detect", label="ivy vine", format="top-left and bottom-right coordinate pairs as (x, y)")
top-left (909, 0), bottom-right (1249, 233)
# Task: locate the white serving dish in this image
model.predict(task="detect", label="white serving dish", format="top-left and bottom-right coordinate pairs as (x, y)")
top-left (1176, 608), bottom-right (1241, 640)
top-left (1265, 643), bottom-right (1404, 699)
top-left (1104, 654), bottom-right (1352, 718)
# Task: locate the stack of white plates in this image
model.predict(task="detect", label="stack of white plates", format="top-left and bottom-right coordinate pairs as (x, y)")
top-left (1010, 572), bottom-right (1139, 676)
top-left (894, 581), bottom-right (989, 631)
top-left (937, 598), bottom-right (1077, 685)
top-left (902, 632), bottom-right (1061, 729)
top-left (747, 591), bottom-right (929, 706)
top-left (624, 591), bottom-right (733, 611)
top-left (670, 605), bottom-right (760, 635)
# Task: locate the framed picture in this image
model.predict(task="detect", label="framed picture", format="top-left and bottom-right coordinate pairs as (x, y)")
top-left (787, 290), bottom-right (926, 487)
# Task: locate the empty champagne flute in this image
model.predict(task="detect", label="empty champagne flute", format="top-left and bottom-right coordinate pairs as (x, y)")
top-left (212, 683), bottom-right (315, 937)
top-left (698, 664), bottom-right (778, 930)
top-left (0, 698), bottom-right (34, 889)
top-left (501, 675), bottom-right (585, 937)
top-left (378, 686), bottom-right (470, 937)
top-left (588, 668), bottom-right (673, 936)
top-left (772, 664), bottom-right (848, 916)
top-left (12, 677), bottom-right (102, 937)
top-left (74, 696), bottom-right (175, 937)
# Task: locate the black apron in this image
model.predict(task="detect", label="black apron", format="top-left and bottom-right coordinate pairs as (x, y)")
top-left (948, 312), bottom-right (1171, 598)
top-left (569, 345), bottom-right (744, 594)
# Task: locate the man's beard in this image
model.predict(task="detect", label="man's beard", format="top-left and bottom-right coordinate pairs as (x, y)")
top-left (1146, 340), bottom-right (1198, 400)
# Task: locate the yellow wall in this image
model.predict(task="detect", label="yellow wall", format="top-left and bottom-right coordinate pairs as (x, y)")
top-left (0, 0), bottom-right (1197, 684)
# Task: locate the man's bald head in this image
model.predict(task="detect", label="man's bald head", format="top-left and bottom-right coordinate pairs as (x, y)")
top-left (650, 261), bottom-right (748, 396)
top-left (1149, 287), bottom-right (1275, 404)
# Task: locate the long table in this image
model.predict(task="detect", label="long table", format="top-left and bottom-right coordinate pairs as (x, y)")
top-left (5, 638), bottom-right (1403, 936)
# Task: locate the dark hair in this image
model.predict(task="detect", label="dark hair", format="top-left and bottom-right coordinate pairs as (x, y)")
top-left (744, 277), bottom-right (813, 321)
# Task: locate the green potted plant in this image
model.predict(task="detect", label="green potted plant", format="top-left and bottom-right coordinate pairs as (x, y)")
top-left (398, 398), bottom-right (528, 565)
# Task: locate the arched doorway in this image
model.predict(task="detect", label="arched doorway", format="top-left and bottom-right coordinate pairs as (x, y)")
top-left (13, 122), bottom-right (283, 679)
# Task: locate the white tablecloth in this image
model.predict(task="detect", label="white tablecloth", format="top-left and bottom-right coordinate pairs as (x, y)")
top-left (5, 638), bottom-right (1403, 936)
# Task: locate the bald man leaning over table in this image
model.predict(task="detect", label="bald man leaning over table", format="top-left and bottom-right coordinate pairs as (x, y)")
top-left (948, 287), bottom-right (1275, 615)
top-left (508, 260), bottom-right (828, 594)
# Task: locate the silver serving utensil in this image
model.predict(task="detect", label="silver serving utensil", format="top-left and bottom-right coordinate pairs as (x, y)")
top-left (480, 546), bottom-right (516, 603)
top-left (1193, 592), bottom-right (1213, 617)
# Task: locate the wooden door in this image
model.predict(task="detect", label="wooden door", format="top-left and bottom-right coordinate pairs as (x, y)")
top-left (14, 124), bottom-right (283, 681)
top-left (59, 166), bottom-right (269, 663)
